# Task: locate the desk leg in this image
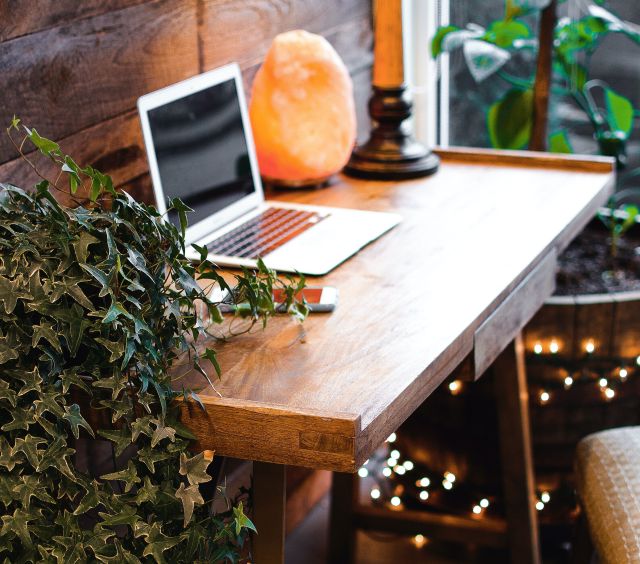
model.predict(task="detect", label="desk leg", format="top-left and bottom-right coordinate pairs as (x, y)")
top-left (328, 471), bottom-right (357, 564)
top-left (493, 334), bottom-right (541, 564)
top-left (253, 461), bottom-right (286, 564)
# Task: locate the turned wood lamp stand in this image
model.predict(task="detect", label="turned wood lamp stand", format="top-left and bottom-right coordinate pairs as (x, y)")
top-left (344, 0), bottom-right (439, 180)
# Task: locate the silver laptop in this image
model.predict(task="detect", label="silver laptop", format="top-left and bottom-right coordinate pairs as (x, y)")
top-left (137, 63), bottom-right (401, 276)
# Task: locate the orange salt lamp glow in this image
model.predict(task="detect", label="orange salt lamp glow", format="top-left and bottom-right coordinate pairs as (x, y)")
top-left (249, 30), bottom-right (356, 186)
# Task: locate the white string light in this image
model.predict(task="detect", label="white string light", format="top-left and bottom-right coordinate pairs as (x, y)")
top-left (358, 467), bottom-right (369, 478)
top-left (539, 390), bottom-right (550, 404)
top-left (448, 380), bottom-right (462, 395)
top-left (417, 477), bottom-right (430, 488)
top-left (479, 498), bottom-right (489, 508)
top-left (604, 387), bottom-right (615, 400)
top-left (534, 342), bottom-right (543, 354)
top-left (536, 501), bottom-right (545, 511)
top-left (540, 491), bottom-right (550, 503)
top-left (599, 377), bottom-right (608, 388)
top-left (564, 376), bottom-right (573, 389)
top-left (444, 472), bottom-right (456, 483)
top-left (412, 534), bottom-right (428, 549)
top-left (370, 488), bottom-right (381, 500)
top-left (442, 480), bottom-right (453, 490)
top-left (549, 339), bottom-right (559, 354)
top-left (585, 340), bottom-right (595, 354)
top-left (472, 505), bottom-right (482, 514)
top-left (419, 490), bottom-right (429, 501)
top-left (620, 368), bottom-right (628, 380)
top-left (387, 432), bottom-right (397, 443)
top-left (390, 450), bottom-right (400, 459)
top-left (394, 465), bottom-right (406, 475)
top-left (403, 460), bottom-right (414, 471)
top-left (382, 467), bottom-right (392, 477)
top-left (390, 496), bottom-right (401, 507)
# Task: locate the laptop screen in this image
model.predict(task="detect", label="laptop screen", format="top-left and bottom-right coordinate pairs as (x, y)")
top-left (147, 78), bottom-right (255, 229)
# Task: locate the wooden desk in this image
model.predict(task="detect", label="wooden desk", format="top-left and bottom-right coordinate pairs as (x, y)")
top-left (179, 148), bottom-right (614, 563)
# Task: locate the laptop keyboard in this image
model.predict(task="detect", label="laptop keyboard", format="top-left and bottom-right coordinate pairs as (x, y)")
top-left (206, 207), bottom-right (329, 259)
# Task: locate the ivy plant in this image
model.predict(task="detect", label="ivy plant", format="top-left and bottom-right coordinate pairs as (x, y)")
top-left (432, 0), bottom-right (640, 160)
top-left (0, 119), bottom-right (307, 563)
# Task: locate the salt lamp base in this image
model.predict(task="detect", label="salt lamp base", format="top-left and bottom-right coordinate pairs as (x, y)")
top-left (344, 84), bottom-right (440, 180)
top-left (261, 175), bottom-right (332, 190)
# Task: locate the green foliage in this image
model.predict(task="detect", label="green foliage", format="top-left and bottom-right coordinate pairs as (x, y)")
top-left (548, 130), bottom-right (574, 154)
top-left (487, 88), bottom-right (534, 149)
top-left (598, 200), bottom-right (639, 258)
top-left (0, 121), bottom-right (304, 562)
top-left (433, 1), bottom-right (639, 158)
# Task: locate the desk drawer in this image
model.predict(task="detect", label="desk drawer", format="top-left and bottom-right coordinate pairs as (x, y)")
top-left (474, 250), bottom-right (557, 379)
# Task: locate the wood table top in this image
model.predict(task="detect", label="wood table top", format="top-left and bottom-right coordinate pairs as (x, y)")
top-left (179, 148), bottom-right (615, 472)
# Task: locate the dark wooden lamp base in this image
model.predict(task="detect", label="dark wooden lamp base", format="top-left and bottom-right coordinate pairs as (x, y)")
top-left (344, 85), bottom-right (440, 180)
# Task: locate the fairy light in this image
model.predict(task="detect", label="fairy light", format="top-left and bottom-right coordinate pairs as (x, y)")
top-left (358, 467), bottom-right (369, 478)
top-left (539, 390), bottom-right (550, 404)
top-left (536, 501), bottom-right (545, 511)
top-left (540, 492), bottom-right (550, 503)
top-left (599, 377), bottom-right (608, 388)
top-left (448, 380), bottom-right (462, 395)
top-left (620, 368), bottom-right (628, 380)
top-left (564, 376), bottom-right (573, 389)
top-left (370, 488), bottom-right (381, 500)
top-left (390, 496), bottom-right (401, 507)
top-left (390, 450), bottom-right (400, 459)
top-left (394, 465), bottom-right (406, 475)
top-left (444, 472), bottom-right (456, 483)
top-left (417, 477), bottom-right (430, 488)
top-left (387, 432), bottom-right (397, 443)
top-left (534, 342), bottom-right (543, 354)
top-left (636, 355), bottom-right (640, 367)
top-left (480, 498), bottom-right (489, 508)
top-left (442, 479), bottom-right (453, 490)
top-left (549, 339), bottom-right (559, 354)
top-left (387, 457), bottom-right (398, 467)
top-left (403, 460), bottom-right (414, 471)
top-left (604, 387), bottom-right (615, 400)
top-left (413, 534), bottom-right (428, 549)
top-left (585, 340), bottom-right (595, 354)
top-left (382, 467), bottom-right (392, 477)
top-left (472, 505), bottom-right (482, 515)
top-left (419, 490), bottom-right (429, 501)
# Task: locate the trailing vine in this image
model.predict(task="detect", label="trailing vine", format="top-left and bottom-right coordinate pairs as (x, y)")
top-left (0, 119), bottom-right (307, 563)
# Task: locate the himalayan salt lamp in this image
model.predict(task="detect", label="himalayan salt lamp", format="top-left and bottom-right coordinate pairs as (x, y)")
top-left (249, 30), bottom-right (356, 187)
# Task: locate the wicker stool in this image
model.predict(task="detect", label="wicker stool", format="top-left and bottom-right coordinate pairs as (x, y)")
top-left (574, 426), bottom-right (640, 564)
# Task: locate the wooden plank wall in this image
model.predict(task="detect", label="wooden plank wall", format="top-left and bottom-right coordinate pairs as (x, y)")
top-left (0, 0), bottom-right (374, 204)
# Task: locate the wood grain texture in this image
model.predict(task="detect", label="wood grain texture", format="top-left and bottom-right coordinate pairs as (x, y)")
top-left (612, 291), bottom-right (640, 358)
top-left (475, 250), bottom-right (557, 378)
top-left (0, 0), bottom-right (149, 41)
top-left (0, 0), bottom-right (199, 163)
top-left (1, 1), bottom-right (373, 203)
top-left (177, 152), bottom-right (614, 471)
top-left (493, 336), bottom-right (541, 564)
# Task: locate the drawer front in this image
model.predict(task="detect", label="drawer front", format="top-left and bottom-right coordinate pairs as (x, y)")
top-left (474, 250), bottom-right (557, 379)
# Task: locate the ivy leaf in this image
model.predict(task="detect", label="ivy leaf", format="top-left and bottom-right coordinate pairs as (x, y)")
top-left (135, 521), bottom-right (185, 564)
top-left (73, 480), bottom-right (102, 516)
top-left (179, 451), bottom-right (214, 486)
top-left (36, 436), bottom-right (76, 480)
top-left (102, 301), bottom-right (133, 324)
top-left (71, 231), bottom-right (100, 263)
top-left (63, 403), bottom-right (94, 439)
top-left (150, 419), bottom-right (176, 447)
top-left (94, 539), bottom-right (142, 563)
top-left (98, 503), bottom-right (140, 528)
top-left (32, 320), bottom-right (62, 353)
top-left (233, 501), bottom-right (257, 536)
top-left (0, 274), bottom-right (31, 313)
top-left (95, 338), bottom-right (126, 363)
top-left (80, 263), bottom-right (112, 297)
top-left (98, 427), bottom-right (133, 457)
top-left (11, 435), bottom-right (46, 469)
top-left (137, 446), bottom-right (172, 473)
top-left (1, 508), bottom-right (36, 548)
top-left (134, 477), bottom-right (159, 505)
top-left (175, 483), bottom-right (204, 528)
top-left (12, 475), bottom-right (55, 509)
top-left (100, 461), bottom-right (141, 493)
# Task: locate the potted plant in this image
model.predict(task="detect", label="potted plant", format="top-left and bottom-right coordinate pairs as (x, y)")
top-left (0, 119), bottom-right (306, 563)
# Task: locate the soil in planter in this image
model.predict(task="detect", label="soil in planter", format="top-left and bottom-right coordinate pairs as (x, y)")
top-left (556, 219), bottom-right (640, 295)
